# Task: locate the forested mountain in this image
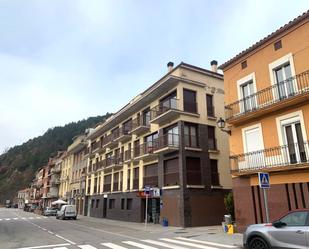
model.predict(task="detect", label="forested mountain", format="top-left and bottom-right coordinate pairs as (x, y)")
top-left (0, 113), bottom-right (112, 203)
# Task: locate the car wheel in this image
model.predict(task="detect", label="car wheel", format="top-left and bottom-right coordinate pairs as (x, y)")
top-left (56, 216), bottom-right (59, 219)
top-left (249, 237), bottom-right (270, 249)
top-left (73, 216), bottom-right (77, 220)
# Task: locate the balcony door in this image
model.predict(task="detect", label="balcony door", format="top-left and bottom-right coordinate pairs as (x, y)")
top-left (160, 91), bottom-right (177, 110)
top-left (240, 80), bottom-right (257, 112)
top-left (283, 121), bottom-right (307, 164)
top-left (274, 63), bottom-right (295, 99)
top-left (183, 89), bottom-right (197, 113)
top-left (164, 125), bottom-right (179, 147)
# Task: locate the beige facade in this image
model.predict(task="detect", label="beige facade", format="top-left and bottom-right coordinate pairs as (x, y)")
top-left (84, 62), bottom-right (232, 226)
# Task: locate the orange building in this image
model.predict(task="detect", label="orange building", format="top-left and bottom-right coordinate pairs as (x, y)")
top-left (219, 11), bottom-right (309, 231)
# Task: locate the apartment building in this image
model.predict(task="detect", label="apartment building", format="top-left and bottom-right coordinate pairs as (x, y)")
top-left (59, 151), bottom-right (72, 201)
top-left (85, 62), bottom-right (232, 227)
top-left (67, 134), bottom-right (88, 215)
top-left (219, 11), bottom-right (309, 231)
top-left (17, 188), bottom-right (31, 209)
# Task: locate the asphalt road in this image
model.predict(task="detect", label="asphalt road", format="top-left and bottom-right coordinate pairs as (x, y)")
top-left (0, 208), bottom-right (242, 249)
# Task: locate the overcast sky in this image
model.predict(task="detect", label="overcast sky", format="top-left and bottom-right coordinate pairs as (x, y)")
top-left (0, 1), bottom-right (308, 153)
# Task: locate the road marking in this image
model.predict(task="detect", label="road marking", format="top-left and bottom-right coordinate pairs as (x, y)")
top-left (176, 237), bottom-right (238, 248)
top-left (13, 217), bottom-right (19, 220)
top-left (53, 247), bottom-right (68, 249)
top-left (0, 219), bottom-right (2, 221)
top-left (142, 239), bottom-right (189, 249)
top-left (17, 243), bottom-right (71, 249)
top-left (5, 218), bottom-right (11, 220)
top-left (29, 217), bottom-right (34, 219)
top-left (22, 217), bottom-right (26, 219)
top-left (101, 243), bottom-right (128, 249)
top-left (78, 245), bottom-right (98, 249)
top-left (123, 241), bottom-right (158, 249)
top-left (160, 238), bottom-right (218, 249)
top-left (48, 231), bottom-right (55, 235)
top-left (55, 234), bottom-right (76, 245)
top-left (36, 217), bottom-right (42, 219)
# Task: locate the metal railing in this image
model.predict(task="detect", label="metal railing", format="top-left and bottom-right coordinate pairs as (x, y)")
top-left (150, 98), bottom-right (180, 120)
top-left (230, 141), bottom-right (309, 172)
top-left (225, 71), bottom-right (309, 120)
top-left (153, 133), bottom-right (179, 150)
top-left (90, 141), bottom-right (100, 153)
top-left (131, 116), bottom-right (150, 130)
top-left (134, 141), bottom-right (157, 157)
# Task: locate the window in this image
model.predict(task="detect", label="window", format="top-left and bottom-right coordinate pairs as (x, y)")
top-left (96, 199), bottom-right (100, 208)
top-left (184, 123), bottom-right (198, 148)
top-left (113, 172), bottom-right (119, 191)
top-left (121, 198), bottom-right (125, 209)
top-left (142, 108), bottom-right (151, 126)
top-left (274, 63), bottom-right (294, 99)
top-left (206, 94), bottom-right (215, 117)
top-left (144, 132), bottom-right (158, 153)
top-left (112, 127), bottom-right (120, 139)
top-left (127, 199), bottom-right (133, 210)
top-left (159, 91), bottom-right (177, 111)
top-left (210, 159), bottom-right (220, 186)
top-left (241, 60), bottom-right (247, 69)
top-left (274, 40), bottom-right (282, 51)
top-left (122, 119), bottom-right (132, 134)
top-left (164, 158), bottom-right (179, 186)
top-left (134, 139), bottom-right (140, 157)
top-left (143, 164), bottom-right (158, 187)
top-left (104, 175), bottom-right (112, 192)
top-left (186, 157), bottom-right (201, 185)
top-left (240, 80), bottom-right (257, 111)
top-left (183, 89), bottom-right (197, 113)
top-left (280, 211), bottom-right (308, 226)
top-left (133, 167), bottom-right (139, 189)
top-left (163, 124), bottom-right (179, 147)
top-left (109, 199), bottom-right (115, 209)
top-left (208, 126), bottom-right (217, 150)
top-left (127, 169), bottom-right (130, 190)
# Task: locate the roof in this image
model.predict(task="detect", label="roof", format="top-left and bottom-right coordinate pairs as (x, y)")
top-left (219, 10), bottom-right (309, 70)
top-left (88, 62), bottom-right (223, 139)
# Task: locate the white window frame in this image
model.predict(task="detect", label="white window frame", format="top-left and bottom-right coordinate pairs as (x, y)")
top-left (275, 110), bottom-right (307, 147)
top-left (268, 53), bottom-right (298, 99)
top-left (237, 73), bottom-right (258, 113)
top-left (242, 123), bottom-right (264, 153)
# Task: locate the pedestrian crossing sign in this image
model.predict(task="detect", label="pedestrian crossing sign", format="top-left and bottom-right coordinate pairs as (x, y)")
top-left (258, 172), bottom-right (270, 188)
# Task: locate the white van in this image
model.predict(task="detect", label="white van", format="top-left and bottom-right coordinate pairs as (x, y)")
top-left (56, 205), bottom-right (77, 220)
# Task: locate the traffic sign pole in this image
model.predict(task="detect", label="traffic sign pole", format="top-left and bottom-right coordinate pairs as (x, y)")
top-left (263, 188), bottom-right (270, 223)
top-left (145, 193), bottom-right (148, 229)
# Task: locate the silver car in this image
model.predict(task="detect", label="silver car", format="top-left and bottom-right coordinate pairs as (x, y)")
top-left (244, 209), bottom-right (309, 249)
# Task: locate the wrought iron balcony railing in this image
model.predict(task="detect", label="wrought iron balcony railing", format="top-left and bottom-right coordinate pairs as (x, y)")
top-left (225, 71), bottom-right (309, 121)
top-left (153, 133), bottom-right (180, 151)
top-left (150, 98), bottom-right (180, 120)
top-left (230, 141), bottom-right (309, 173)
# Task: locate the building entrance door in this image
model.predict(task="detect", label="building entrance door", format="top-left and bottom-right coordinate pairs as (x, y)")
top-left (144, 198), bottom-right (160, 224)
top-left (103, 198), bottom-right (107, 218)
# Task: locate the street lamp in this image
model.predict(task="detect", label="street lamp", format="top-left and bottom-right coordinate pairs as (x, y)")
top-left (217, 117), bottom-right (231, 135)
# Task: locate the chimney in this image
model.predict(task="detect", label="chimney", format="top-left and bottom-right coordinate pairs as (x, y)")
top-left (167, 62), bottom-right (174, 72)
top-left (210, 60), bottom-right (218, 73)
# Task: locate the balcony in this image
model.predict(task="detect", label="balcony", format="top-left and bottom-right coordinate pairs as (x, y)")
top-left (51, 167), bottom-right (61, 174)
top-left (133, 142), bottom-right (158, 161)
top-left (124, 150), bottom-right (132, 162)
top-left (103, 155), bottom-right (124, 171)
top-left (225, 71), bottom-right (309, 124)
top-left (153, 133), bottom-right (179, 154)
top-left (51, 179), bottom-right (61, 186)
top-left (90, 141), bottom-right (100, 154)
top-left (130, 117), bottom-right (150, 135)
top-left (150, 99), bottom-right (182, 125)
top-left (113, 128), bottom-right (132, 143)
top-left (102, 133), bottom-right (118, 149)
top-left (230, 141), bottom-right (309, 176)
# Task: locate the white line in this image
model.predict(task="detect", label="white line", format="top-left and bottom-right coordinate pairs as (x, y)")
top-left (48, 231), bottom-right (55, 235)
top-left (101, 243), bottom-right (128, 249)
top-left (29, 217), bottom-right (34, 219)
top-left (55, 234), bottom-right (76, 245)
top-left (22, 217), bottom-right (26, 219)
top-left (123, 241), bottom-right (158, 249)
top-left (176, 237), bottom-right (238, 248)
top-left (78, 245), bottom-right (98, 249)
top-left (160, 238), bottom-right (218, 249)
top-left (142, 239), bottom-right (189, 249)
top-left (36, 217), bottom-right (42, 219)
top-left (13, 217), bottom-right (19, 220)
top-left (0, 219), bottom-right (2, 221)
top-left (5, 218), bottom-right (11, 220)
top-left (53, 247), bottom-right (68, 249)
top-left (16, 243), bottom-right (71, 249)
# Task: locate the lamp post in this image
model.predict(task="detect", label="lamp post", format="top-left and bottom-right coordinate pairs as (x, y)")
top-left (217, 117), bottom-right (231, 135)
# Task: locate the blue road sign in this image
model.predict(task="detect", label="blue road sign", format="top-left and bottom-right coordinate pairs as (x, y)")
top-left (258, 172), bottom-right (270, 189)
top-left (144, 186), bottom-right (151, 195)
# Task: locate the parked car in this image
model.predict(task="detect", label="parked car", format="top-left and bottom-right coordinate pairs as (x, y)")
top-left (43, 207), bottom-right (58, 216)
top-left (243, 209), bottom-right (309, 249)
top-left (56, 205), bottom-right (77, 220)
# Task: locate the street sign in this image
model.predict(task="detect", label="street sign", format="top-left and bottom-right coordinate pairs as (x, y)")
top-left (144, 186), bottom-right (151, 195)
top-left (258, 172), bottom-right (270, 189)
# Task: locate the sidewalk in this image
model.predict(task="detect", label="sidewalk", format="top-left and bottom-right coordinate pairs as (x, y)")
top-left (76, 215), bottom-right (243, 248)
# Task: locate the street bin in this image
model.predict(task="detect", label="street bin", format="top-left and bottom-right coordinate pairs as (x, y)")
top-left (162, 217), bottom-right (168, 227)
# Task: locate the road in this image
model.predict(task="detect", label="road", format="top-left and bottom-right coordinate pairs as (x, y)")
top-left (0, 208), bottom-right (242, 249)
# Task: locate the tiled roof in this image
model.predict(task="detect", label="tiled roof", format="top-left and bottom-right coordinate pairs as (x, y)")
top-left (219, 10), bottom-right (309, 70)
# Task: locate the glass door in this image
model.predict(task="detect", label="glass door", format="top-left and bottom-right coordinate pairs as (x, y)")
top-left (283, 122), bottom-right (306, 164)
top-left (274, 63), bottom-right (294, 99)
top-left (241, 80), bottom-right (256, 112)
